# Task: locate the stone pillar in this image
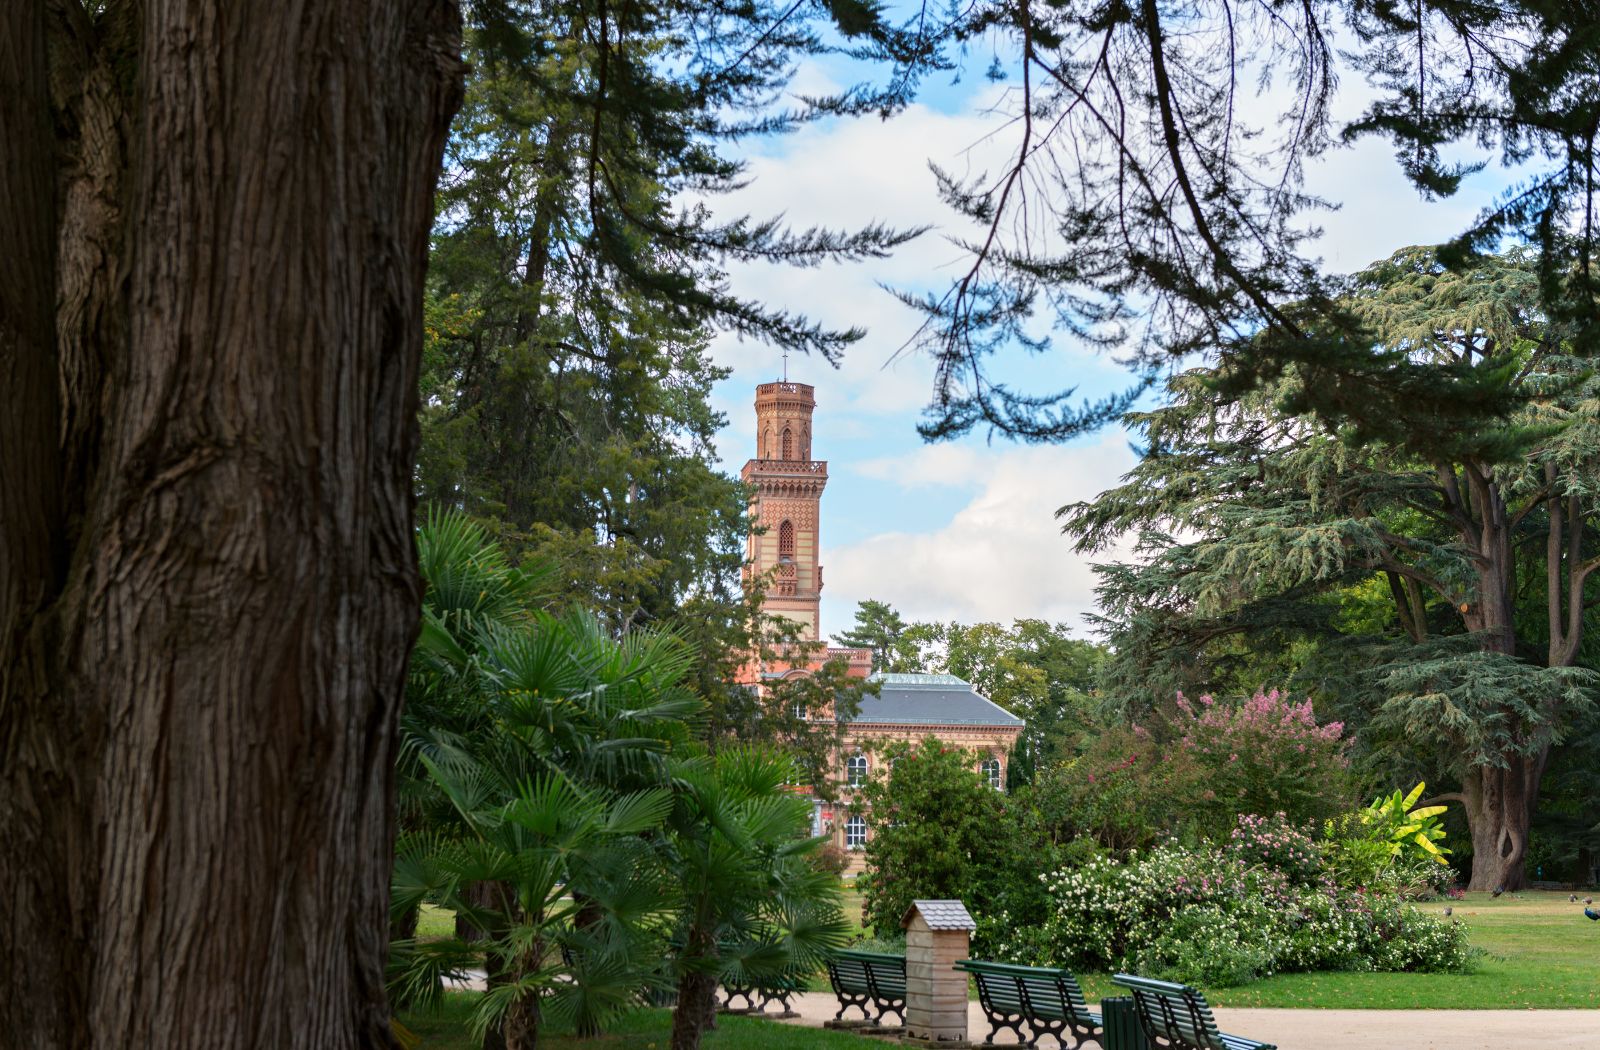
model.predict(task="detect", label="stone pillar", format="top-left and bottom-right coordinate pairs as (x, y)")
top-left (901, 900), bottom-right (975, 1047)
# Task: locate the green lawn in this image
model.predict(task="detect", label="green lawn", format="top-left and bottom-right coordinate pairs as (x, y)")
top-left (417, 903), bottom-right (457, 941)
top-left (1075, 890), bottom-right (1600, 1009)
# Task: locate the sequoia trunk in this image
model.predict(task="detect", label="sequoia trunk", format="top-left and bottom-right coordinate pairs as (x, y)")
top-left (0, 3), bottom-right (462, 1048)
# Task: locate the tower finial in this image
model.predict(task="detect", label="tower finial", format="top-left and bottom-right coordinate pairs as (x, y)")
top-left (781, 348), bottom-right (788, 382)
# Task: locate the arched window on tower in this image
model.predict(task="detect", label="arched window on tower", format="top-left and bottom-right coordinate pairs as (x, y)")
top-left (781, 426), bottom-right (794, 460)
top-left (778, 520), bottom-right (795, 562)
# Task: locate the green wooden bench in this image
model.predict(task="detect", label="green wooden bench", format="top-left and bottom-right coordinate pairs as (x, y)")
top-left (721, 971), bottom-right (803, 1017)
top-left (1112, 975), bottom-right (1274, 1050)
top-left (825, 950), bottom-right (907, 1024)
top-left (955, 959), bottom-right (1103, 1048)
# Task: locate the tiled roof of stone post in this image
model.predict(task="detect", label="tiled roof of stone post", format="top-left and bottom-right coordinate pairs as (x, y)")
top-left (903, 899), bottom-right (976, 930)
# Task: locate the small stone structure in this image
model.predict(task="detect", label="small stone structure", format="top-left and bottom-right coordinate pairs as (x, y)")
top-left (901, 899), bottom-right (975, 1047)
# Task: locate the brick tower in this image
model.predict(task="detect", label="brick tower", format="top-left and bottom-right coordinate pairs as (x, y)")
top-left (742, 381), bottom-right (827, 639)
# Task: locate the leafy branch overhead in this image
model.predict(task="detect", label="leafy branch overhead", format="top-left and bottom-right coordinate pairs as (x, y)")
top-left (900, 0), bottom-right (1600, 443)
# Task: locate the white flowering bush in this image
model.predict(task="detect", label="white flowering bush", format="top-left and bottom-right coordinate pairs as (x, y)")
top-left (1227, 813), bottom-right (1322, 886)
top-left (1035, 819), bottom-right (1477, 986)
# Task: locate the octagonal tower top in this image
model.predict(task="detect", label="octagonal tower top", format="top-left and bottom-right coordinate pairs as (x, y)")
top-left (753, 382), bottom-right (816, 461)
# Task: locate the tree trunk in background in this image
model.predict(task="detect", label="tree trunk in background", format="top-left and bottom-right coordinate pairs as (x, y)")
top-left (1451, 471), bottom-right (1545, 893)
top-left (1462, 752), bottom-right (1546, 891)
top-left (0, 3), bottom-right (463, 1048)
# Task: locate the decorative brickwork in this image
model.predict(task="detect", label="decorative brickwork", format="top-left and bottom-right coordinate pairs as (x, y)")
top-left (741, 382), bottom-right (828, 639)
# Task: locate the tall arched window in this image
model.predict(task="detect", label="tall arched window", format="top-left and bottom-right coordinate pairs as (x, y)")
top-left (781, 426), bottom-right (794, 459)
top-left (847, 753), bottom-right (869, 787)
top-left (778, 519), bottom-right (795, 561)
top-left (980, 758), bottom-right (1004, 791)
top-left (845, 815), bottom-right (868, 849)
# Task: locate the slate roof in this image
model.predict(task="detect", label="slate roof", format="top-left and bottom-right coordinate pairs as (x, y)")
top-left (846, 673), bottom-right (1023, 728)
top-left (903, 899), bottom-right (977, 930)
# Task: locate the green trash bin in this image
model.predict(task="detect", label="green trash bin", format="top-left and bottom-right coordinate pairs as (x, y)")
top-left (1101, 996), bottom-right (1149, 1050)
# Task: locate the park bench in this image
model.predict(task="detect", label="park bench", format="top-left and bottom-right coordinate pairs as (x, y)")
top-left (955, 959), bottom-right (1103, 1048)
top-left (1112, 974), bottom-right (1275, 1050)
top-left (721, 971), bottom-right (803, 1017)
top-left (825, 949), bottom-right (907, 1025)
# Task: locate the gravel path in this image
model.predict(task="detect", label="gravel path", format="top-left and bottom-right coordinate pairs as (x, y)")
top-left (759, 990), bottom-right (1600, 1049)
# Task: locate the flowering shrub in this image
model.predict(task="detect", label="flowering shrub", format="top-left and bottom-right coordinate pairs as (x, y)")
top-left (1227, 813), bottom-right (1322, 887)
top-left (1172, 690), bottom-right (1352, 838)
top-left (1036, 837), bottom-right (1476, 986)
top-left (1019, 692), bottom-right (1350, 855)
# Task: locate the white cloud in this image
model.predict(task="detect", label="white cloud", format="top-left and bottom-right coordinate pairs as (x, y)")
top-left (706, 53), bottom-right (1515, 630)
top-left (820, 435), bottom-right (1139, 633)
top-left (705, 85), bottom-right (1042, 425)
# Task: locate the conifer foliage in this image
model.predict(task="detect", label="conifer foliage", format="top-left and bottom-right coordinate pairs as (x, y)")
top-left (418, 0), bottom-right (938, 630)
top-left (1063, 246), bottom-right (1600, 890)
top-left (904, 0), bottom-right (1600, 442)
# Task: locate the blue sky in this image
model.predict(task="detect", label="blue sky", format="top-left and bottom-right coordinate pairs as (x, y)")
top-left (700, 46), bottom-right (1516, 642)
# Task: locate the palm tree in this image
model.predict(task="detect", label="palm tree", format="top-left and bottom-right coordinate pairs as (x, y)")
top-left (392, 768), bottom-right (674, 1050)
top-left (665, 748), bottom-right (852, 1050)
top-left (394, 510), bottom-right (700, 1049)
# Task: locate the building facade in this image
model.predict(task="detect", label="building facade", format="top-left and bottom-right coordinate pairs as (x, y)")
top-left (737, 380), bottom-right (1024, 872)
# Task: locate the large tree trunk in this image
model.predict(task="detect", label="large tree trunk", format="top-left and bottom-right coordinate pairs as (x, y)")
top-left (1461, 751), bottom-right (1547, 891)
top-left (0, 4), bottom-right (463, 1048)
top-left (1451, 466), bottom-right (1546, 893)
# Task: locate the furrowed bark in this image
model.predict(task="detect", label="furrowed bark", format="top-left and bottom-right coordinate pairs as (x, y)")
top-left (0, 2), bottom-right (83, 1044)
top-left (0, 3), bottom-right (464, 1047)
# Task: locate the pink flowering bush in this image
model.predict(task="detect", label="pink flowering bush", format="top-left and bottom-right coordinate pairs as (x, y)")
top-left (1227, 813), bottom-right (1323, 887)
top-left (1171, 690), bottom-right (1352, 838)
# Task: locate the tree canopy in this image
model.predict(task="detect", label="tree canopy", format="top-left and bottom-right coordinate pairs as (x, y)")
top-left (1063, 245), bottom-right (1600, 888)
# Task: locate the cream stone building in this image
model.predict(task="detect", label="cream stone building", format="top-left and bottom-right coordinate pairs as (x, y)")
top-left (737, 380), bottom-right (1024, 872)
